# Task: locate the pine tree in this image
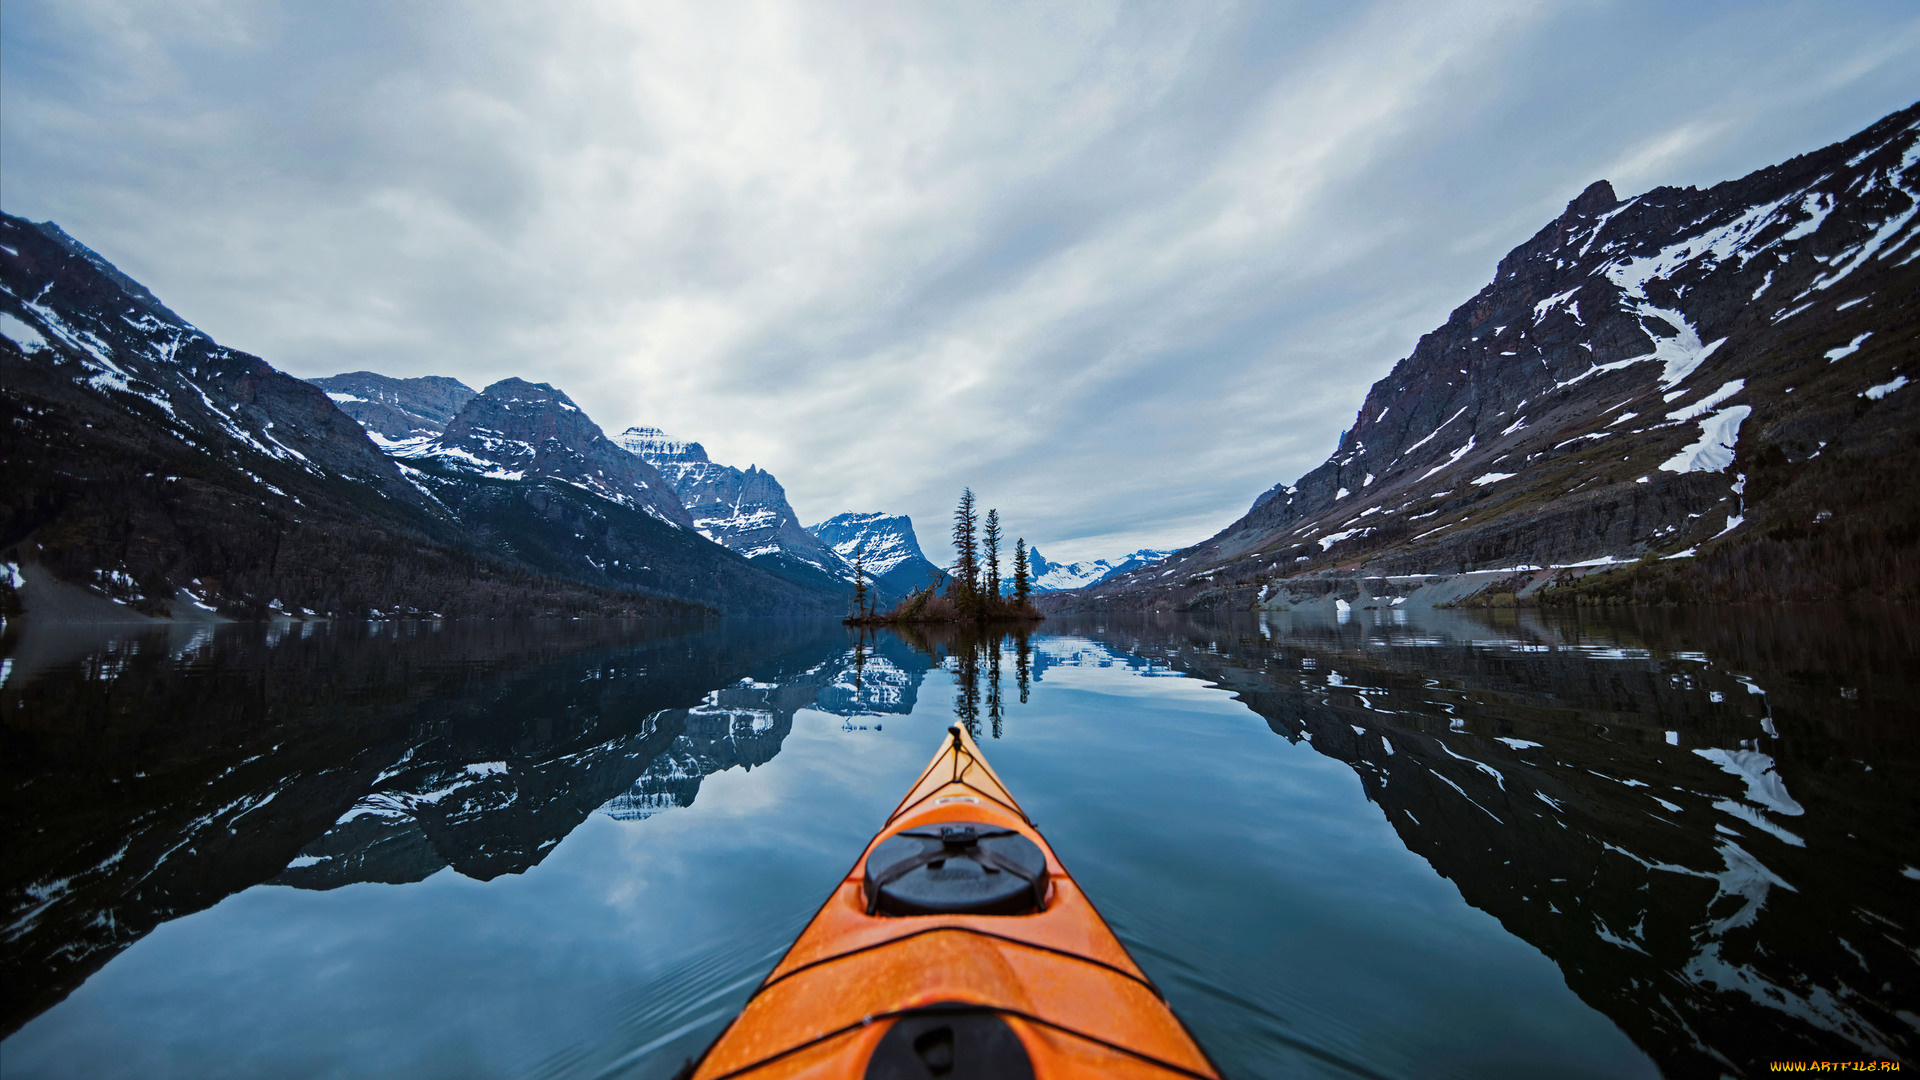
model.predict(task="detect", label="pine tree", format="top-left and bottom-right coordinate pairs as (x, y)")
top-left (852, 554), bottom-right (869, 618)
top-left (950, 489), bottom-right (978, 611)
top-left (1012, 538), bottom-right (1031, 606)
top-left (982, 509), bottom-right (1002, 609)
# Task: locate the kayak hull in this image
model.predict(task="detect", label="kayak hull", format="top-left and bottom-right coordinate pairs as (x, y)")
top-left (689, 724), bottom-right (1219, 1080)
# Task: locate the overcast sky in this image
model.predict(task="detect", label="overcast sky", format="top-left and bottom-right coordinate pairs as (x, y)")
top-left (4, 2), bottom-right (1917, 562)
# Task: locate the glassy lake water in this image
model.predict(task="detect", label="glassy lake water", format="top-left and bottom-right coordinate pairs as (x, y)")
top-left (2, 607), bottom-right (1915, 1078)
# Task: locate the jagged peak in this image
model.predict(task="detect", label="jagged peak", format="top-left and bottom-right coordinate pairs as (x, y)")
top-left (814, 510), bottom-right (902, 528)
top-left (324, 370), bottom-right (474, 394)
top-left (478, 377), bottom-right (577, 408)
top-left (616, 425), bottom-right (712, 463)
top-left (1567, 179), bottom-right (1618, 218)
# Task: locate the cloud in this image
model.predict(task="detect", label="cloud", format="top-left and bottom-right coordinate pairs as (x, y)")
top-left (5, 0), bottom-right (1918, 563)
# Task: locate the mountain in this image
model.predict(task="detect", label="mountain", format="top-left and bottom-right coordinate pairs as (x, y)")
top-left (376, 383), bottom-right (846, 615)
top-left (0, 213), bottom-right (695, 620)
top-left (1063, 102), bottom-right (1920, 612)
top-left (615, 426), bottom-right (858, 594)
top-left (807, 512), bottom-right (947, 597)
top-left (1027, 547), bottom-right (1176, 592)
top-left (306, 371), bottom-right (476, 442)
top-left (401, 381), bottom-right (692, 527)
top-left (0, 212), bottom-right (837, 618)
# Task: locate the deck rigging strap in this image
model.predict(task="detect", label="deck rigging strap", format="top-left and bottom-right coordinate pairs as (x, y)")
top-left (885, 726), bottom-right (1035, 826)
top-left (698, 1001), bottom-right (1219, 1080)
top-left (748, 923), bottom-right (1167, 1001)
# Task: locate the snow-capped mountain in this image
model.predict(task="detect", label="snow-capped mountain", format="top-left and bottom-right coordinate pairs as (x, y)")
top-left (307, 371), bottom-right (475, 441)
top-left (1027, 547), bottom-right (1176, 591)
top-left (615, 426), bottom-right (850, 583)
top-left (1069, 102), bottom-right (1920, 610)
top-left (807, 512), bottom-right (947, 596)
top-left (0, 215), bottom-right (843, 617)
top-left (400, 382), bottom-right (692, 527)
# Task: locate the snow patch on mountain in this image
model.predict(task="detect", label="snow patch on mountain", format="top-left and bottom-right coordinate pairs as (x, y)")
top-left (1660, 406), bottom-right (1751, 475)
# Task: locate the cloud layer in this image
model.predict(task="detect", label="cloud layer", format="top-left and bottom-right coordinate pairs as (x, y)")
top-left (5, 0), bottom-right (1917, 560)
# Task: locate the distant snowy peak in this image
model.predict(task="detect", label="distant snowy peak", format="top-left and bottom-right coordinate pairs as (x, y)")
top-left (1028, 548), bottom-right (1175, 591)
top-left (399, 381), bottom-right (693, 527)
top-left (615, 426), bottom-right (713, 470)
top-left (617, 425), bottom-right (846, 574)
top-left (808, 513), bottom-right (946, 594)
top-left (308, 372), bottom-right (475, 440)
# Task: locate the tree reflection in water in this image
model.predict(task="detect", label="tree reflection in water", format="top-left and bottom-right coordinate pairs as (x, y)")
top-left (878, 623), bottom-right (1037, 739)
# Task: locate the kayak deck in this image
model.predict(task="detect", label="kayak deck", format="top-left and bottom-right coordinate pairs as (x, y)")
top-left (687, 724), bottom-right (1220, 1079)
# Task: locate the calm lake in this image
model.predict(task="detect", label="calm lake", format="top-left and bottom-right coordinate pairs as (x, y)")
top-left (2, 606), bottom-right (1915, 1078)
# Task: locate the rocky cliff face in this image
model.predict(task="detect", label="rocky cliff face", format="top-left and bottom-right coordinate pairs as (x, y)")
top-left (306, 371), bottom-right (476, 441)
top-left (807, 512), bottom-right (947, 597)
top-left (1067, 103), bottom-right (1920, 612)
top-left (616, 426), bottom-right (852, 584)
top-left (0, 218), bottom-right (425, 511)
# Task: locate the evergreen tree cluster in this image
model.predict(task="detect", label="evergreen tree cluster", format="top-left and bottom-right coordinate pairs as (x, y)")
top-left (846, 488), bottom-right (1042, 624)
top-left (939, 488), bottom-right (1041, 621)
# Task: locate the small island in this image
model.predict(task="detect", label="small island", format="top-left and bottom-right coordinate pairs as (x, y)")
top-left (847, 489), bottom-right (1044, 625)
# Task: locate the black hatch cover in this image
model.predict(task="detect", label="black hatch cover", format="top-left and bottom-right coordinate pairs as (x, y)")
top-left (862, 822), bottom-right (1048, 916)
top-left (864, 1005), bottom-right (1035, 1079)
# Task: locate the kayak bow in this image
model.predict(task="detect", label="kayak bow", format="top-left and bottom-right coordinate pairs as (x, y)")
top-left (686, 724), bottom-right (1221, 1080)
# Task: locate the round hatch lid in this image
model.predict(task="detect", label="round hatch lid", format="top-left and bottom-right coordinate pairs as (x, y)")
top-left (863, 822), bottom-right (1048, 916)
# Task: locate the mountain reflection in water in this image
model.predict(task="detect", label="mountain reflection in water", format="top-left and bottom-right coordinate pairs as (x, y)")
top-left (3, 619), bottom-right (916, 1033)
top-left (1062, 608), bottom-right (1918, 1075)
top-left (1, 606), bottom-right (1914, 1078)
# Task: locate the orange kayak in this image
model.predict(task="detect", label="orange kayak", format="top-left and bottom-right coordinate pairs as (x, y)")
top-left (685, 724), bottom-right (1222, 1080)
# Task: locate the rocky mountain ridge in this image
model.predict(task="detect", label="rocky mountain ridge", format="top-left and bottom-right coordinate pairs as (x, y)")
top-left (307, 371), bottom-right (476, 441)
top-left (1061, 102), bottom-right (1920, 612)
top-left (369, 383), bottom-right (846, 615)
